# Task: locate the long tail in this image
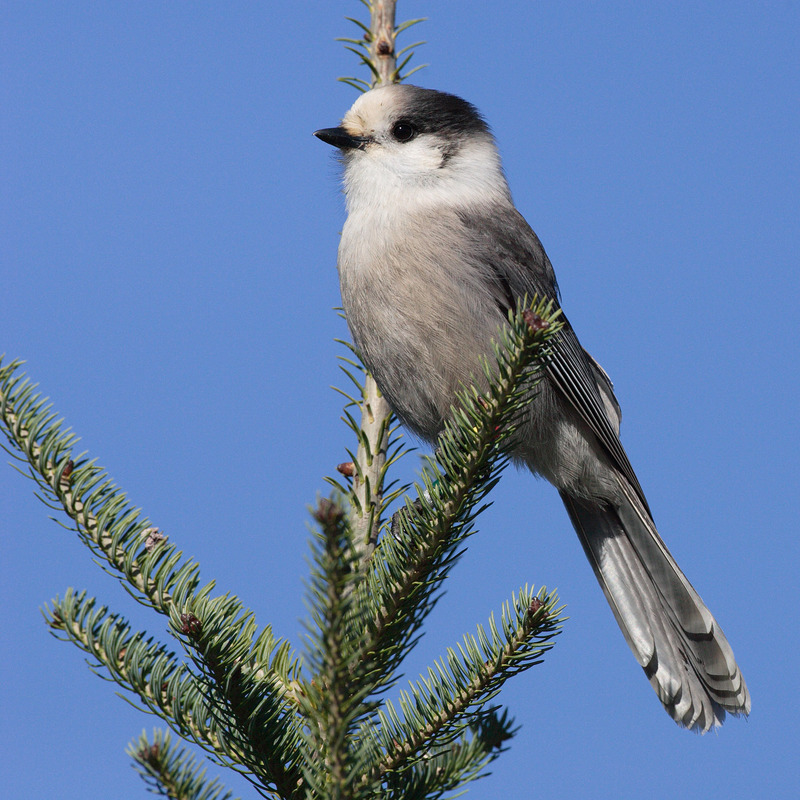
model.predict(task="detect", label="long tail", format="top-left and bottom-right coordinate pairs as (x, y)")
top-left (559, 483), bottom-right (750, 732)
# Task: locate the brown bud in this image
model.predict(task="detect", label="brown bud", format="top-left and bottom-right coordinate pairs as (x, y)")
top-left (336, 461), bottom-right (356, 477)
top-left (60, 459), bottom-right (74, 488)
top-left (376, 39), bottom-right (392, 56)
top-left (528, 597), bottom-right (546, 617)
top-left (522, 310), bottom-right (549, 332)
top-left (313, 497), bottom-right (344, 527)
top-left (141, 743), bottom-right (160, 765)
top-left (179, 612), bottom-right (202, 638)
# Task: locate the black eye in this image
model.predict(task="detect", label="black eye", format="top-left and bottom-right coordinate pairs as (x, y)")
top-left (391, 121), bottom-right (417, 142)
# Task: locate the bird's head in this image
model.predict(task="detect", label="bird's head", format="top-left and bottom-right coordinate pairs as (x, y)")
top-left (315, 84), bottom-right (510, 210)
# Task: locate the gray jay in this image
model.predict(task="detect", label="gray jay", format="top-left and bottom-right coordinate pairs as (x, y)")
top-left (315, 84), bottom-right (750, 731)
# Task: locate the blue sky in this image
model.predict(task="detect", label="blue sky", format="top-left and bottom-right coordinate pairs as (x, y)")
top-left (1, 2), bottom-right (798, 798)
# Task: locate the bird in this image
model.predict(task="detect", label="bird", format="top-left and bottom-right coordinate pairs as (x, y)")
top-left (314, 83), bottom-right (750, 732)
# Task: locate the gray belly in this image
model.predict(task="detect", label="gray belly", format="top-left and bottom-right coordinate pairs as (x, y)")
top-left (341, 269), bottom-right (620, 504)
top-left (341, 271), bottom-right (499, 442)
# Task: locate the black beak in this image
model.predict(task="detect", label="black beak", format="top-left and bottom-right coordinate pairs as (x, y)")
top-left (314, 127), bottom-right (370, 150)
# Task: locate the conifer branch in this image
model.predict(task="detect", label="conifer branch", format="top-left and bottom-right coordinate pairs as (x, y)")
top-left (328, 351), bottom-right (411, 570)
top-left (306, 298), bottom-right (564, 795)
top-left (0, 359), bottom-right (304, 709)
top-left (344, 299), bottom-right (563, 695)
top-left (175, 593), bottom-right (304, 795)
top-left (348, 374), bottom-right (393, 563)
top-left (43, 589), bottom-right (302, 796)
top-left (0, 360), bottom-right (193, 613)
top-left (368, 1), bottom-right (398, 85)
top-left (380, 709), bottom-right (517, 798)
top-left (128, 729), bottom-right (239, 800)
top-left (298, 499), bottom-right (374, 799)
top-left (0, 359), bottom-right (305, 797)
top-left (44, 590), bottom-right (233, 763)
top-left (373, 588), bottom-right (563, 777)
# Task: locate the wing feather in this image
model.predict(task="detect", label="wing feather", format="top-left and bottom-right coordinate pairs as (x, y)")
top-left (457, 204), bottom-right (649, 510)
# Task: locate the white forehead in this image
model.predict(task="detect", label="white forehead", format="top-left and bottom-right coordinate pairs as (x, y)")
top-left (342, 85), bottom-right (408, 135)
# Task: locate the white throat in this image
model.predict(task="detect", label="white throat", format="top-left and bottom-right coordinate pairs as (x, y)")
top-left (342, 137), bottom-right (512, 218)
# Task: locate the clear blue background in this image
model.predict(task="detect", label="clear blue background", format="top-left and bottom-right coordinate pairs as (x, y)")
top-left (2, 2), bottom-right (798, 798)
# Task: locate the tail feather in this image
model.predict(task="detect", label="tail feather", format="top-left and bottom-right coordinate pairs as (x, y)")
top-left (559, 487), bottom-right (750, 732)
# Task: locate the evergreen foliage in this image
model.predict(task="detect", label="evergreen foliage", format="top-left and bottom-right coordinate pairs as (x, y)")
top-left (1, 4), bottom-right (567, 798)
top-left (129, 729), bottom-right (240, 800)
